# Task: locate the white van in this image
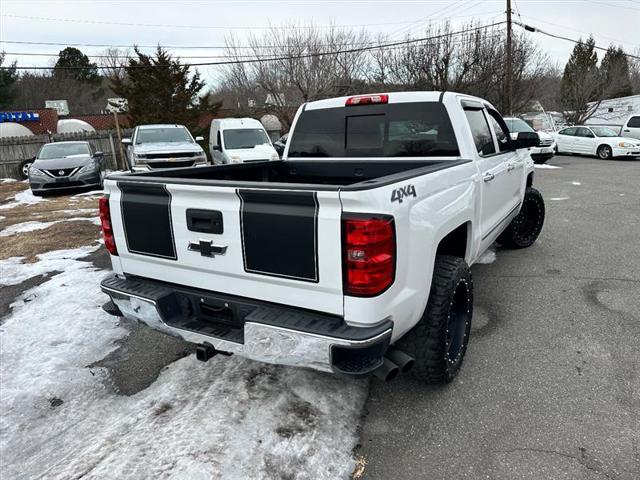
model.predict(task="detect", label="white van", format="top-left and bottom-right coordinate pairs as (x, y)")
top-left (621, 114), bottom-right (640, 140)
top-left (209, 118), bottom-right (279, 164)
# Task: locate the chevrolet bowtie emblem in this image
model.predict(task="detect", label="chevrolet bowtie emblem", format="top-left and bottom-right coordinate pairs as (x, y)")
top-left (188, 241), bottom-right (227, 257)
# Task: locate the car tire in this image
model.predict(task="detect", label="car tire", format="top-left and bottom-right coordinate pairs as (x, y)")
top-left (533, 156), bottom-right (548, 165)
top-left (597, 145), bottom-right (613, 159)
top-left (18, 159), bottom-right (33, 180)
top-left (497, 187), bottom-right (545, 249)
top-left (395, 255), bottom-right (473, 384)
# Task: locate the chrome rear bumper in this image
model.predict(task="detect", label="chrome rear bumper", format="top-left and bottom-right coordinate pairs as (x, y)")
top-left (101, 275), bottom-right (392, 375)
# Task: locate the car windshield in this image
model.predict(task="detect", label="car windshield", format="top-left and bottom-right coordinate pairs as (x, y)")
top-left (505, 118), bottom-right (535, 133)
top-left (38, 143), bottom-right (90, 159)
top-left (223, 129), bottom-right (270, 150)
top-left (590, 127), bottom-right (618, 137)
top-left (136, 127), bottom-right (192, 144)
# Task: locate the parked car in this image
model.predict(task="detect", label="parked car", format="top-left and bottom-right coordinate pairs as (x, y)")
top-left (209, 118), bottom-right (279, 164)
top-left (621, 114), bottom-right (640, 140)
top-left (29, 141), bottom-right (105, 196)
top-left (504, 117), bottom-right (555, 164)
top-left (273, 133), bottom-right (288, 158)
top-left (122, 124), bottom-right (207, 172)
top-left (99, 91), bottom-right (544, 384)
top-left (552, 125), bottom-right (640, 159)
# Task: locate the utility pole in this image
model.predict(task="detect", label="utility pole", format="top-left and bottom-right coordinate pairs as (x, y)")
top-left (506, 0), bottom-right (513, 115)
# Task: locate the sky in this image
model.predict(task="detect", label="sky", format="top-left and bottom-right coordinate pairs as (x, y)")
top-left (1, 0), bottom-right (639, 88)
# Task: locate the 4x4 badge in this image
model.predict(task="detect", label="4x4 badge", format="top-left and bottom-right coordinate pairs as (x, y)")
top-left (391, 185), bottom-right (417, 203)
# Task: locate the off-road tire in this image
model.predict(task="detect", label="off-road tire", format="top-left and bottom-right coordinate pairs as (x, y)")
top-left (597, 144), bottom-right (612, 159)
top-left (497, 187), bottom-right (545, 249)
top-left (396, 255), bottom-right (473, 384)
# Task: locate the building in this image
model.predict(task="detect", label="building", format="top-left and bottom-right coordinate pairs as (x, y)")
top-left (585, 94), bottom-right (640, 127)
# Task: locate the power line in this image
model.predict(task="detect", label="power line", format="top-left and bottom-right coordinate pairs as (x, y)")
top-left (0, 13), bottom-right (446, 30)
top-left (515, 21), bottom-right (640, 60)
top-left (2, 21), bottom-right (508, 70)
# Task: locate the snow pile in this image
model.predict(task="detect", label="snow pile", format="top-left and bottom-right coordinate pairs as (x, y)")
top-left (0, 251), bottom-right (367, 479)
top-left (571, 181), bottom-right (582, 186)
top-left (0, 244), bottom-right (99, 286)
top-left (1, 178), bottom-right (17, 183)
top-left (0, 217), bottom-right (100, 237)
top-left (550, 196), bottom-right (570, 201)
top-left (534, 164), bottom-right (562, 169)
top-left (74, 189), bottom-right (104, 197)
top-left (0, 188), bottom-right (47, 210)
top-left (476, 248), bottom-right (496, 265)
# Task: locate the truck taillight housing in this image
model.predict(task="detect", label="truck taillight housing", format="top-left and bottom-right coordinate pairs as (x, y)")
top-left (345, 94), bottom-right (388, 106)
top-left (99, 196), bottom-right (118, 256)
top-left (342, 214), bottom-right (395, 296)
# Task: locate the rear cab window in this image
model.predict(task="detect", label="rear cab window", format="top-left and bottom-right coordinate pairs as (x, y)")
top-left (287, 102), bottom-right (460, 158)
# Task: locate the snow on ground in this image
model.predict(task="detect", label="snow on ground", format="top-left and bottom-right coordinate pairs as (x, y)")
top-left (0, 188), bottom-right (47, 210)
top-left (0, 249), bottom-right (367, 479)
top-left (1, 178), bottom-right (17, 183)
top-left (550, 197), bottom-right (570, 201)
top-left (476, 248), bottom-right (496, 264)
top-left (571, 181), bottom-right (582, 186)
top-left (534, 164), bottom-right (562, 169)
top-left (0, 217), bottom-right (100, 237)
top-left (0, 244), bottom-right (99, 286)
top-left (74, 189), bottom-right (104, 197)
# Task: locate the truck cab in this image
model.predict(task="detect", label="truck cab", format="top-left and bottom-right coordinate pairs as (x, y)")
top-left (209, 118), bottom-right (279, 164)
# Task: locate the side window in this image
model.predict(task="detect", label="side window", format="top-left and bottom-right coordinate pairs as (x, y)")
top-left (486, 111), bottom-right (510, 153)
top-left (577, 127), bottom-right (594, 138)
top-left (464, 109), bottom-right (496, 155)
top-left (560, 127), bottom-right (576, 136)
top-left (627, 116), bottom-right (640, 128)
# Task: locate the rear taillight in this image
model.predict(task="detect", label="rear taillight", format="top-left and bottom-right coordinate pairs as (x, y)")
top-left (99, 196), bottom-right (118, 256)
top-left (342, 214), bottom-right (395, 296)
top-left (345, 94), bottom-right (389, 106)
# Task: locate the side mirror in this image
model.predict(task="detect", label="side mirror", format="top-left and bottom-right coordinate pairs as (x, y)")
top-left (121, 138), bottom-right (132, 145)
top-left (195, 136), bottom-right (204, 142)
top-left (512, 131), bottom-right (539, 149)
top-left (212, 145), bottom-right (222, 151)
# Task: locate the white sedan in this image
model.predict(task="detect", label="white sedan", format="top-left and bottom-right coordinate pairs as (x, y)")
top-left (552, 126), bottom-right (640, 159)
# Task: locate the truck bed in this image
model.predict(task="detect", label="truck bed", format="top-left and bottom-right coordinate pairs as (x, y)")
top-left (108, 159), bottom-right (469, 191)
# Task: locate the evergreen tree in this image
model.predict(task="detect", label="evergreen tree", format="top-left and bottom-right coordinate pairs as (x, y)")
top-left (110, 47), bottom-right (220, 131)
top-left (600, 46), bottom-right (633, 99)
top-left (559, 36), bottom-right (603, 124)
top-left (0, 52), bottom-right (18, 109)
top-left (53, 47), bottom-right (100, 83)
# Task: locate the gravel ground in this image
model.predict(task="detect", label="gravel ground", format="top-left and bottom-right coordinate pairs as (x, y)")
top-left (358, 155), bottom-right (640, 480)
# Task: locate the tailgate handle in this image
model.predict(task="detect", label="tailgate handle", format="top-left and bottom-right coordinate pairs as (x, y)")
top-left (186, 209), bottom-right (223, 234)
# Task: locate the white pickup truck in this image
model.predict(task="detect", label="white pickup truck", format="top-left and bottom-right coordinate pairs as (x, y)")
top-left (99, 92), bottom-right (545, 384)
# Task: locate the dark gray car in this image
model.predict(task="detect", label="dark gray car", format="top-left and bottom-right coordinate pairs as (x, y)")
top-left (29, 141), bottom-right (105, 196)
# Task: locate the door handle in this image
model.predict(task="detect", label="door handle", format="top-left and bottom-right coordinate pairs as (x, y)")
top-left (507, 162), bottom-right (515, 172)
top-left (483, 173), bottom-right (495, 182)
top-left (623, 129), bottom-right (630, 132)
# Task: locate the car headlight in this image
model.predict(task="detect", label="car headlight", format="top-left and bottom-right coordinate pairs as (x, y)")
top-left (77, 163), bottom-right (99, 174)
top-left (195, 153), bottom-right (207, 163)
top-left (133, 154), bottom-right (148, 164)
top-left (30, 167), bottom-right (46, 176)
top-left (618, 142), bottom-right (637, 148)
top-left (270, 153), bottom-right (279, 160)
top-left (230, 156), bottom-right (242, 163)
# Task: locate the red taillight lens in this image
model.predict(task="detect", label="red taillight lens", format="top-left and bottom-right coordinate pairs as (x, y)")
top-left (342, 214), bottom-right (395, 296)
top-left (345, 94), bottom-right (389, 106)
top-left (99, 196), bottom-right (118, 256)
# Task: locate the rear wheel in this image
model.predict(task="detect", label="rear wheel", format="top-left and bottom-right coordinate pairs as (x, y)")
top-left (396, 255), bottom-right (473, 384)
top-left (498, 187), bottom-right (545, 249)
top-left (597, 145), bottom-right (612, 159)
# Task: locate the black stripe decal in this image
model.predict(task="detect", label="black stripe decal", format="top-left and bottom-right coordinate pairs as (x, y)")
top-left (237, 189), bottom-right (319, 282)
top-left (118, 182), bottom-right (177, 260)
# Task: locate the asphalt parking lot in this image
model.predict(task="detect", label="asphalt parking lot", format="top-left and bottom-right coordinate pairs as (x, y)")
top-left (359, 155), bottom-right (640, 479)
top-left (1, 154), bottom-right (638, 479)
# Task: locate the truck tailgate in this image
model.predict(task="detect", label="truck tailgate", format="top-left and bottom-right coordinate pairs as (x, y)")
top-left (108, 181), bottom-right (344, 315)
